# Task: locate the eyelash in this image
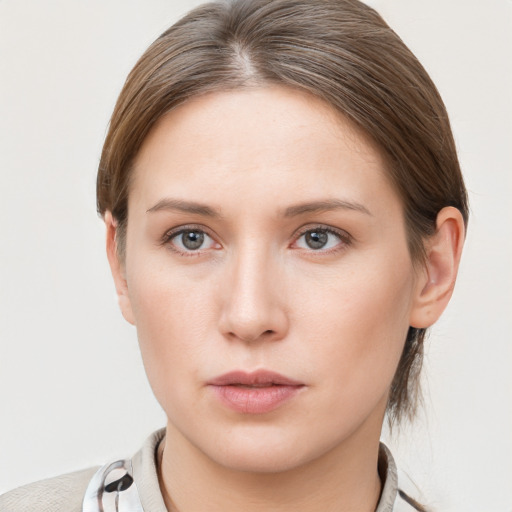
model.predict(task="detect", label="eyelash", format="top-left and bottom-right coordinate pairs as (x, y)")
top-left (161, 224), bottom-right (352, 257)
top-left (161, 225), bottom-right (219, 257)
top-left (293, 225), bottom-right (352, 255)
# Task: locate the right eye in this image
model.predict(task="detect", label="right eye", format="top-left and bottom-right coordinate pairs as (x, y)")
top-left (166, 228), bottom-right (219, 254)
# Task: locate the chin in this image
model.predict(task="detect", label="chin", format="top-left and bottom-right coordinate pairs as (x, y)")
top-left (199, 425), bottom-right (336, 474)
top-left (215, 445), bottom-right (310, 474)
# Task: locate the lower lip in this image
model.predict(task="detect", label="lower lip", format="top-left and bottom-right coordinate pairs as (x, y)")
top-left (209, 384), bottom-right (303, 414)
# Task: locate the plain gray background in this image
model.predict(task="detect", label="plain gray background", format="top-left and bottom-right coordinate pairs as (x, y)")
top-left (1, 1), bottom-right (511, 510)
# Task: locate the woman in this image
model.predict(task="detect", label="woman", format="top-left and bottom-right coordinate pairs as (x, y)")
top-left (0, 0), bottom-right (467, 510)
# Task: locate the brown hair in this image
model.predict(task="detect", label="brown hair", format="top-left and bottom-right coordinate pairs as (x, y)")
top-left (97, 0), bottom-right (469, 424)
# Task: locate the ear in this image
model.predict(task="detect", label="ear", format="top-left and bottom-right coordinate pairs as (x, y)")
top-left (409, 206), bottom-right (465, 329)
top-left (104, 211), bottom-right (135, 325)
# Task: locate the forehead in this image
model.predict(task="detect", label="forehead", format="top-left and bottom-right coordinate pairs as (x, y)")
top-left (130, 85), bottom-right (399, 217)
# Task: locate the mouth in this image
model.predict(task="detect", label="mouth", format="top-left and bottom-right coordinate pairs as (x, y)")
top-left (207, 370), bottom-right (305, 414)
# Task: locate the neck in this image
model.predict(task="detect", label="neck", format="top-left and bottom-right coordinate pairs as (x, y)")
top-left (157, 420), bottom-right (384, 512)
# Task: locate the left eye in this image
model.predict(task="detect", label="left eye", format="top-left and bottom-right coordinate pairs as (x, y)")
top-left (169, 229), bottom-right (217, 252)
top-left (294, 228), bottom-right (344, 251)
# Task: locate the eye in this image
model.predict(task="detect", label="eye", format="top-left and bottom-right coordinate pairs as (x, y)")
top-left (294, 227), bottom-right (349, 251)
top-left (166, 228), bottom-right (218, 253)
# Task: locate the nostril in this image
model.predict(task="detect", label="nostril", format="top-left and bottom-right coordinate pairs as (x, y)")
top-left (219, 294), bottom-right (289, 343)
top-left (230, 329), bottom-right (276, 343)
top-left (246, 330), bottom-right (276, 342)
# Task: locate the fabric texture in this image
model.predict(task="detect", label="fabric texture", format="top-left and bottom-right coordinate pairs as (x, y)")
top-left (0, 429), bottom-right (420, 511)
top-left (0, 467), bottom-right (97, 512)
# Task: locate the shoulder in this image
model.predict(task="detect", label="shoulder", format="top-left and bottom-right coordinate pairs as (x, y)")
top-left (0, 429), bottom-right (166, 512)
top-left (0, 466), bottom-right (98, 512)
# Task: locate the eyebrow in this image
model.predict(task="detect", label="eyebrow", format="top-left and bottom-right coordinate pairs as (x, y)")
top-left (146, 197), bottom-right (371, 218)
top-left (146, 198), bottom-right (221, 218)
top-left (283, 199), bottom-right (372, 217)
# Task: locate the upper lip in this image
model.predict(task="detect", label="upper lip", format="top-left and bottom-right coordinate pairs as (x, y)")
top-left (207, 370), bottom-right (304, 387)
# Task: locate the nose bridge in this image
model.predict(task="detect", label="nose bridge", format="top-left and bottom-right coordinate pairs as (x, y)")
top-left (219, 238), bottom-right (287, 343)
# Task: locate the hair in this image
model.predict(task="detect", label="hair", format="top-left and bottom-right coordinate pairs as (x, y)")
top-left (96, 0), bottom-right (469, 425)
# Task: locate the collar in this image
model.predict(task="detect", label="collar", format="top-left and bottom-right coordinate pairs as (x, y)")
top-left (83, 429), bottom-right (417, 511)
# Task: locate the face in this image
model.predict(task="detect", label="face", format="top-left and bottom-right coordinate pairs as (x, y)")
top-left (117, 86), bottom-right (423, 473)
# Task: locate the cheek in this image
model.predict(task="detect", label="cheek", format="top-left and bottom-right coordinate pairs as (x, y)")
top-left (291, 254), bottom-right (415, 410)
top-left (125, 259), bottom-right (219, 403)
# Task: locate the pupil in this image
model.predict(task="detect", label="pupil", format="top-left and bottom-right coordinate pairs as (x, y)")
top-left (182, 231), bottom-right (204, 250)
top-left (306, 230), bottom-right (328, 249)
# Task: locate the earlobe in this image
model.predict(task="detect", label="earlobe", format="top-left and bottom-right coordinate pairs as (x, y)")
top-left (104, 211), bottom-right (135, 326)
top-left (409, 206), bottom-right (465, 329)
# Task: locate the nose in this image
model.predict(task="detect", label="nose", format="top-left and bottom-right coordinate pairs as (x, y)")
top-left (218, 244), bottom-right (289, 344)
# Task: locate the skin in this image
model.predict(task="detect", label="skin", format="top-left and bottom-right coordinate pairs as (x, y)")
top-left (106, 86), bottom-right (465, 512)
